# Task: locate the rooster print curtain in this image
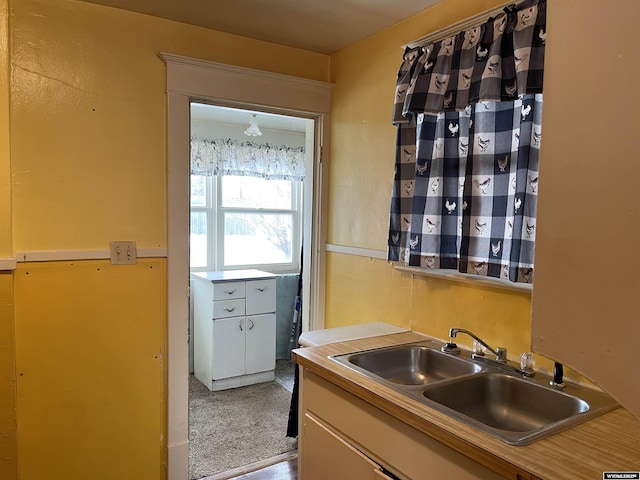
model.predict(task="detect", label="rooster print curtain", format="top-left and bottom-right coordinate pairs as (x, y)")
top-left (388, 0), bottom-right (545, 283)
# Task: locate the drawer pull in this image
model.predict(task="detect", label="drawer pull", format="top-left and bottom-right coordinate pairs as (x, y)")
top-left (256, 286), bottom-right (268, 292)
top-left (248, 318), bottom-right (255, 330)
top-left (224, 306), bottom-right (236, 313)
top-left (238, 321), bottom-right (243, 331)
top-left (224, 288), bottom-right (236, 295)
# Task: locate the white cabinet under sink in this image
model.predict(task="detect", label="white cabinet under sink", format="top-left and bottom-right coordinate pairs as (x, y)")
top-left (192, 269), bottom-right (277, 391)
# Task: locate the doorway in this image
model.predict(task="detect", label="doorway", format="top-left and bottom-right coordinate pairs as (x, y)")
top-left (188, 103), bottom-right (311, 478)
top-left (163, 53), bottom-right (332, 479)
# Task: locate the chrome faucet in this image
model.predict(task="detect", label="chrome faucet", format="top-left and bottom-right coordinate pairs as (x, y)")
top-left (442, 328), bottom-right (507, 363)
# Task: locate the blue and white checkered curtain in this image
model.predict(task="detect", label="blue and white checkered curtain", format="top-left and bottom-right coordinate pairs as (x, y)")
top-left (388, 0), bottom-right (545, 283)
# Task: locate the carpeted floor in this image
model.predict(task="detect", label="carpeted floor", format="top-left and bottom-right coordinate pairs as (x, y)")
top-left (189, 361), bottom-right (298, 480)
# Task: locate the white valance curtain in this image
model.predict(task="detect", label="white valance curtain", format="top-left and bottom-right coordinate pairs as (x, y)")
top-left (191, 137), bottom-right (306, 181)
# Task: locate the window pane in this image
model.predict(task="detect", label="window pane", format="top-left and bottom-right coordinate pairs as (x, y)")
top-left (224, 213), bottom-right (293, 266)
top-left (221, 176), bottom-right (292, 209)
top-left (190, 211), bottom-right (207, 268)
top-left (191, 175), bottom-right (207, 207)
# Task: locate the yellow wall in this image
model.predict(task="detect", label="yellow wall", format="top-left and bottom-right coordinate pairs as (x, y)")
top-left (11, 0), bottom-right (328, 252)
top-left (325, 0), bottom-right (530, 331)
top-left (0, 0), bottom-right (9, 257)
top-left (327, 0), bottom-right (508, 249)
top-left (4, 0), bottom-right (331, 478)
top-left (0, 272), bottom-right (16, 479)
top-left (6, 0), bottom-right (631, 476)
top-left (0, 0), bottom-right (9, 251)
top-left (324, 0), bottom-right (569, 378)
top-left (14, 260), bottom-right (165, 478)
top-left (325, 252), bottom-right (538, 366)
top-left (0, 0), bottom-right (16, 476)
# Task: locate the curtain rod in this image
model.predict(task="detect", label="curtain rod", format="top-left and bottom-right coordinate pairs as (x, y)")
top-left (402, 0), bottom-right (522, 49)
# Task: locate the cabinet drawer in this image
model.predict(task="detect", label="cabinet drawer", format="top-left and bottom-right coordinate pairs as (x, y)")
top-left (302, 371), bottom-right (504, 480)
top-left (213, 281), bottom-right (245, 301)
top-left (302, 412), bottom-right (383, 479)
top-left (213, 299), bottom-right (245, 318)
top-left (246, 279), bottom-right (276, 314)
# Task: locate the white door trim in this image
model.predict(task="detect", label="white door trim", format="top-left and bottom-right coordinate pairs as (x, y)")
top-left (161, 53), bottom-right (331, 480)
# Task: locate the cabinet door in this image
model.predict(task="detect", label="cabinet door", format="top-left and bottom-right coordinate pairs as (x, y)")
top-left (245, 279), bottom-right (276, 315)
top-left (244, 313), bottom-right (276, 375)
top-left (212, 317), bottom-right (246, 380)
top-left (301, 412), bottom-right (383, 480)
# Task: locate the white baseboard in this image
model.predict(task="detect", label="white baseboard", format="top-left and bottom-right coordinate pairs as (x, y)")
top-left (209, 371), bottom-right (275, 391)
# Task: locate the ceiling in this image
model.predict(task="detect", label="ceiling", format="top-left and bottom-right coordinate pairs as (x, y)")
top-left (77, 0), bottom-right (441, 54)
top-left (191, 103), bottom-right (308, 134)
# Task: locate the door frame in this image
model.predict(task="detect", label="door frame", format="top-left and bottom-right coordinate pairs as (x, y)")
top-left (161, 53), bottom-right (332, 479)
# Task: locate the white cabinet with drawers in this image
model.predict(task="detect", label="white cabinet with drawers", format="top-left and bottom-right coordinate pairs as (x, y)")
top-left (192, 270), bottom-right (277, 391)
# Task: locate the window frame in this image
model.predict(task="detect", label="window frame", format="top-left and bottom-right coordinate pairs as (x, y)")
top-left (190, 174), bottom-right (303, 273)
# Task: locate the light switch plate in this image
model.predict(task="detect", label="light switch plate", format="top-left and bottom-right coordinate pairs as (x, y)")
top-left (110, 241), bottom-right (137, 265)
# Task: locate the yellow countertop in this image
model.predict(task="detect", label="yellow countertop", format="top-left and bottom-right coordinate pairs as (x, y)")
top-left (292, 331), bottom-right (640, 480)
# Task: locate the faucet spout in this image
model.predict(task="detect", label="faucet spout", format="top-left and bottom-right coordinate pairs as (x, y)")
top-left (448, 328), bottom-right (507, 363)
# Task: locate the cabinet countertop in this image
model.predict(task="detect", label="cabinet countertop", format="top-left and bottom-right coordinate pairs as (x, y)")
top-left (191, 269), bottom-right (277, 283)
top-left (292, 331), bottom-right (640, 480)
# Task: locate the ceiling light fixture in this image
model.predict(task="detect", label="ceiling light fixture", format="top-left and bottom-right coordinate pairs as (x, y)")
top-left (244, 114), bottom-right (262, 137)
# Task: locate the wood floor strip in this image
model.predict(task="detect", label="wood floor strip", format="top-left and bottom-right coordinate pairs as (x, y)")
top-left (201, 451), bottom-right (298, 480)
top-left (230, 457), bottom-right (298, 480)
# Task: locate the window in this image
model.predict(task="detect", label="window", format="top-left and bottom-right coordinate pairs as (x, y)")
top-left (190, 175), bottom-right (302, 272)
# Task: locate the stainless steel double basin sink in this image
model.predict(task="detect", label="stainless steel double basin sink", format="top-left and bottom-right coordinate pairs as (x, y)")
top-left (330, 340), bottom-right (619, 445)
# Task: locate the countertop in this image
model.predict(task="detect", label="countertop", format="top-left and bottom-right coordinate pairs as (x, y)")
top-left (292, 330), bottom-right (640, 480)
top-left (191, 269), bottom-right (276, 283)
top-left (298, 322), bottom-right (408, 347)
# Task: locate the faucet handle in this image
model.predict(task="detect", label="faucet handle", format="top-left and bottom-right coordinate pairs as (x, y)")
top-left (472, 340), bottom-right (486, 356)
top-left (441, 341), bottom-right (461, 355)
top-left (495, 347), bottom-right (507, 362)
top-left (520, 352), bottom-right (535, 377)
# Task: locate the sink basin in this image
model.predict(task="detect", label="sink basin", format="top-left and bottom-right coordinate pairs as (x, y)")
top-left (423, 373), bottom-right (587, 432)
top-left (332, 343), bottom-right (482, 385)
top-left (330, 341), bottom-right (619, 445)
top-left (422, 373), bottom-right (616, 445)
